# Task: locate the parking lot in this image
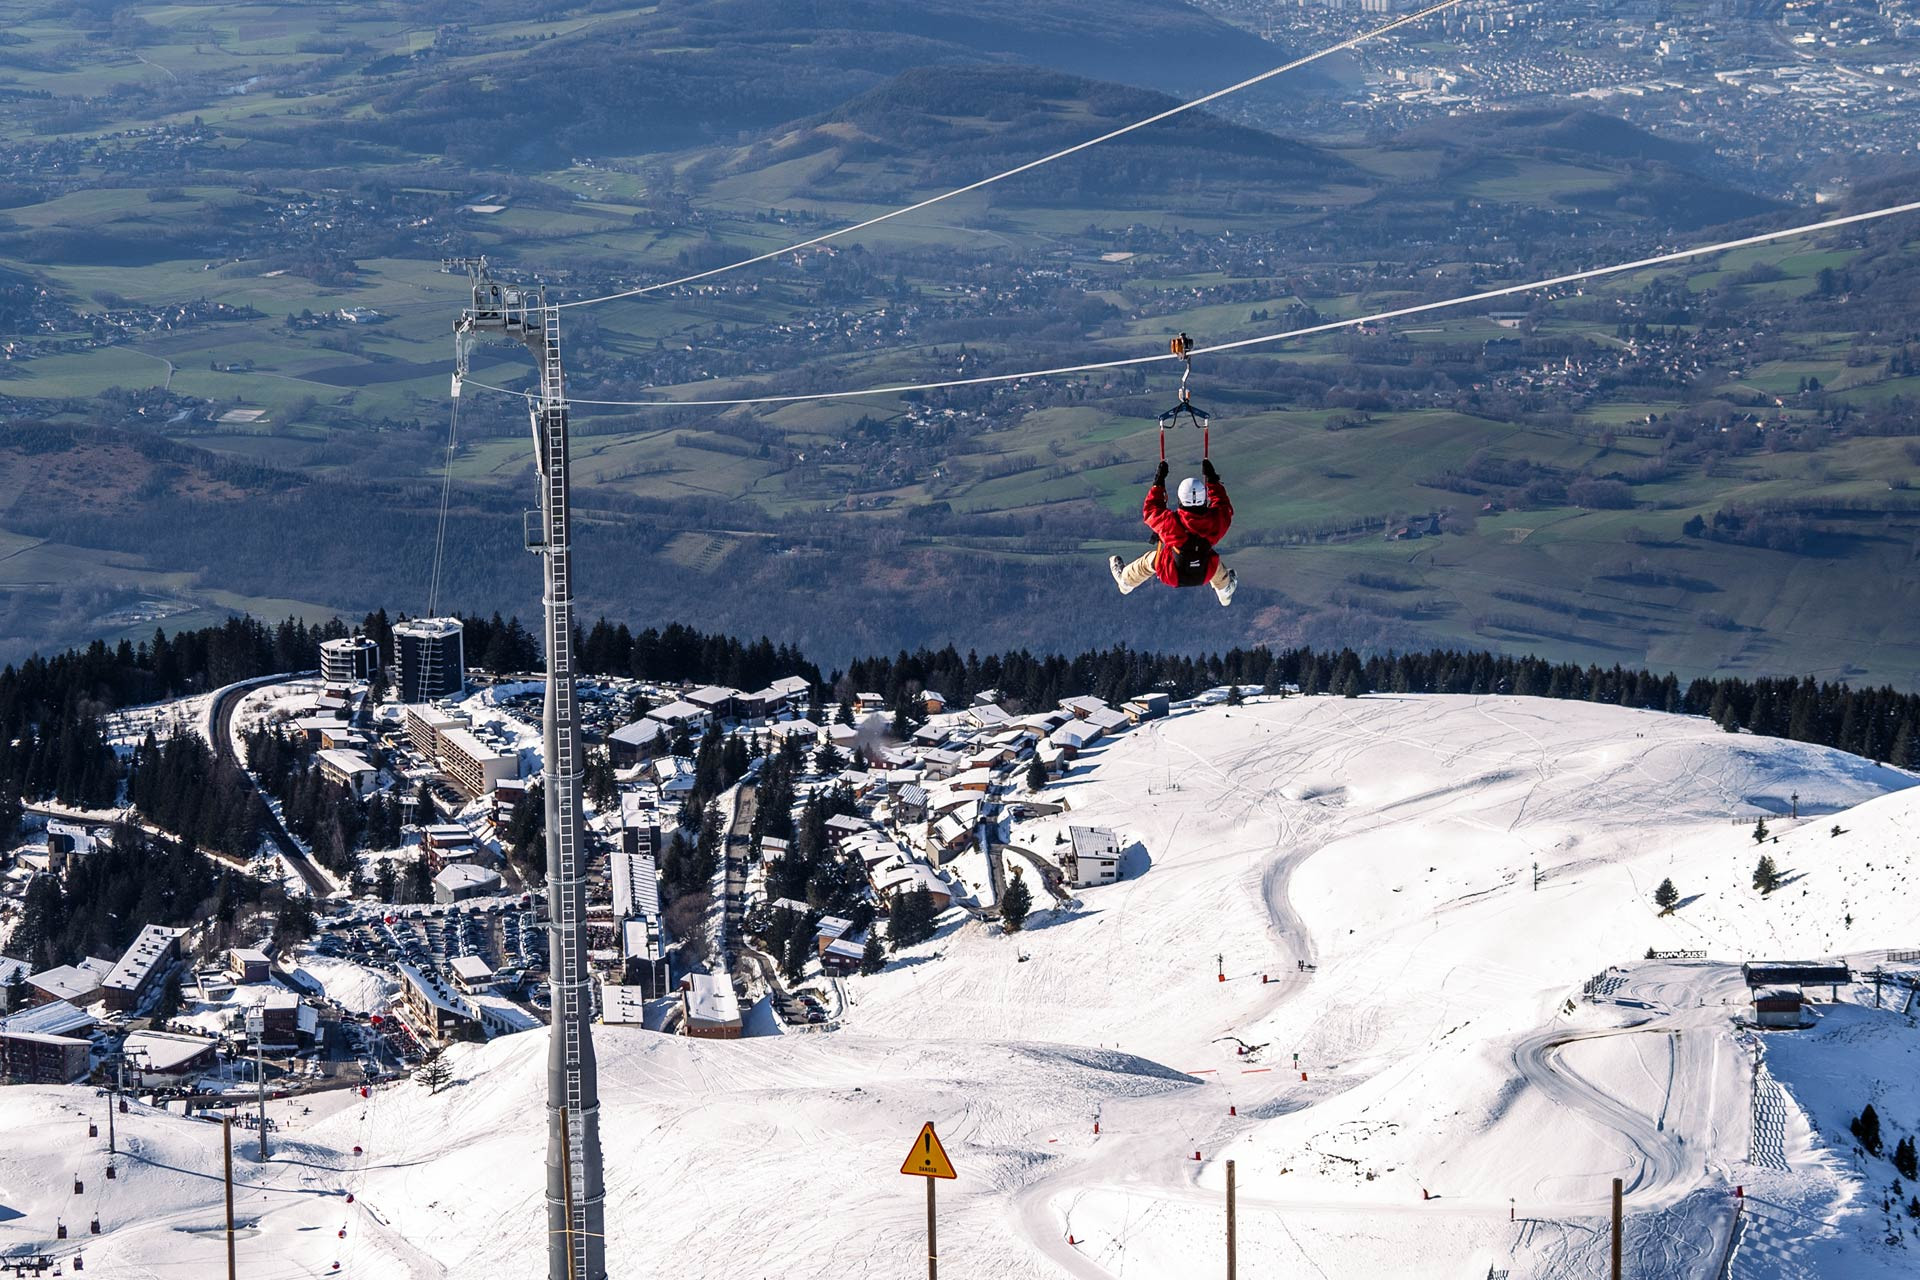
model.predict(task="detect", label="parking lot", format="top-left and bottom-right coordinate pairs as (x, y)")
top-left (305, 900), bottom-right (549, 1063)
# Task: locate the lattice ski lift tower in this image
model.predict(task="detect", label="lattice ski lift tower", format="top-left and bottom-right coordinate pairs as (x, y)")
top-left (450, 259), bottom-right (607, 1280)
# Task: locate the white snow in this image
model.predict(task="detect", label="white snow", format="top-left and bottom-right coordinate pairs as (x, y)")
top-left (7, 693), bottom-right (1920, 1278)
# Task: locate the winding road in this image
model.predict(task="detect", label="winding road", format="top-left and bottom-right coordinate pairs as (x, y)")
top-left (208, 672), bottom-right (335, 898)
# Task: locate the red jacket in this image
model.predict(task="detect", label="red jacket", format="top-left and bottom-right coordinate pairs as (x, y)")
top-left (1143, 478), bottom-right (1232, 586)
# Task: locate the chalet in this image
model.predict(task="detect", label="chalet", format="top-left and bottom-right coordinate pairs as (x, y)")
top-left (618, 793), bottom-right (660, 857)
top-left (1084, 706), bottom-right (1131, 736)
top-left (434, 864), bottom-right (503, 904)
top-left (645, 700), bottom-right (710, 732)
top-left (101, 924), bottom-right (184, 1013)
top-left (27, 957), bottom-right (115, 1007)
top-left (1124, 693), bottom-right (1170, 723)
top-left (922, 690), bottom-right (948, 715)
top-left (893, 784), bottom-right (931, 824)
top-left (123, 1030), bottom-right (218, 1083)
top-left (449, 955), bottom-right (496, 993)
top-left (877, 862), bottom-right (953, 912)
top-left (318, 724), bottom-right (369, 752)
top-left (948, 767), bottom-right (994, 794)
top-left (854, 692), bottom-right (887, 715)
top-left (686, 685), bottom-right (743, 718)
top-left (922, 813), bottom-right (972, 863)
top-left (1059, 696), bottom-right (1111, 720)
top-left (652, 756), bottom-right (697, 796)
top-left (45, 820), bottom-right (102, 874)
top-left (608, 718), bottom-right (669, 767)
top-left (824, 722), bottom-right (861, 753)
top-left (233, 986), bottom-right (305, 1048)
top-left (765, 720), bottom-right (819, 748)
top-left (227, 948), bottom-right (271, 984)
top-left (1751, 989), bottom-right (1807, 1029)
top-left (965, 703), bottom-right (1014, 729)
top-left (823, 814), bottom-right (872, 846)
top-left (1047, 721), bottom-right (1099, 758)
top-left (681, 973), bottom-right (743, 1039)
top-left (491, 777), bottom-right (531, 824)
top-left (821, 936), bottom-right (867, 977)
top-left (814, 916), bottom-right (855, 954)
top-left (1065, 827), bottom-right (1123, 888)
top-left (316, 748), bottom-right (377, 797)
top-left (917, 748), bottom-right (966, 779)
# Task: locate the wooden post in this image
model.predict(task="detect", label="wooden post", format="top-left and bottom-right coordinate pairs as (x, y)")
top-left (559, 1106), bottom-right (579, 1280)
top-left (926, 1175), bottom-right (938, 1280)
top-left (1226, 1159), bottom-right (1237, 1280)
top-left (1610, 1176), bottom-right (1623, 1280)
top-left (223, 1116), bottom-right (236, 1280)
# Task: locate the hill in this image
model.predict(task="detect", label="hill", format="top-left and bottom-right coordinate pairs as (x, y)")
top-left (4, 694), bottom-right (1919, 1277)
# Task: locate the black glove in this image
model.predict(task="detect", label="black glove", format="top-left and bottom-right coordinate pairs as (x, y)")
top-left (1154, 461), bottom-right (1169, 486)
top-left (1201, 458), bottom-right (1219, 483)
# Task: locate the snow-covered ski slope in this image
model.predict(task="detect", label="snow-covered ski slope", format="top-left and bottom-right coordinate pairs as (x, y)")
top-left (5, 693), bottom-right (1919, 1279)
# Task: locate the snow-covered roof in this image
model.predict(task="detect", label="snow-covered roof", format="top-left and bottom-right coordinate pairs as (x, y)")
top-left (611, 847), bottom-right (661, 921)
top-left (1, 1000), bottom-right (97, 1038)
top-left (124, 1029), bottom-right (215, 1074)
top-left (610, 719), bottom-right (668, 747)
top-left (683, 972), bottom-right (741, 1029)
top-left (0, 957), bottom-right (27, 988)
top-left (316, 747), bottom-right (375, 775)
top-left (687, 685), bottom-right (742, 708)
top-left (601, 984), bottom-right (649, 1024)
top-left (879, 862), bottom-right (952, 901)
top-left (824, 937), bottom-right (866, 961)
top-left (449, 955), bottom-right (494, 983)
top-left (470, 993), bottom-right (541, 1034)
top-left (647, 700), bottom-right (708, 724)
top-left (102, 924), bottom-right (184, 999)
top-left (27, 957), bottom-right (113, 1003)
top-left (1069, 826), bottom-right (1121, 862)
top-left (435, 864), bottom-right (503, 893)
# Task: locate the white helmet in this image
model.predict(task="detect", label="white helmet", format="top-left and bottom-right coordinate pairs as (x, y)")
top-left (1177, 476), bottom-right (1209, 508)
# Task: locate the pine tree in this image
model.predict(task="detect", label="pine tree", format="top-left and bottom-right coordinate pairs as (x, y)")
top-left (859, 932), bottom-right (885, 976)
top-left (1752, 816), bottom-right (1769, 844)
top-left (415, 1046), bottom-right (453, 1095)
top-left (1026, 756), bottom-right (1048, 793)
top-left (1894, 1135), bottom-right (1918, 1181)
top-left (1851, 1103), bottom-right (1882, 1155)
top-left (1001, 873), bottom-right (1032, 934)
top-left (153, 969), bottom-right (183, 1021)
top-left (1753, 853), bottom-right (1779, 895)
top-left (1226, 684), bottom-right (1244, 707)
top-left (1654, 877), bottom-right (1679, 914)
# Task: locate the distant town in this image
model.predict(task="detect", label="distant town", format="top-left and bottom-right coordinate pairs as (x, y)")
top-left (1, 614), bottom-right (1156, 1095)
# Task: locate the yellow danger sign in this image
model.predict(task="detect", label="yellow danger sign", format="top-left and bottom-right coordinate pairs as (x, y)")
top-left (899, 1122), bottom-right (956, 1179)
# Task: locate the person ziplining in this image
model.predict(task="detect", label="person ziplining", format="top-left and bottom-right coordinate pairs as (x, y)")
top-left (1111, 335), bottom-right (1238, 607)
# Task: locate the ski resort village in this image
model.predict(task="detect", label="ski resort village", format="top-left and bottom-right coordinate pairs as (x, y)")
top-left (0, 617), bottom-right (1917, 1277)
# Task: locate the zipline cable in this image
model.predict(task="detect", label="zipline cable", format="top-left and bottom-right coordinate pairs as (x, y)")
top-left (552, 0), bottom-right (1470, 311)
top-left (427, 394), bottom-right (460, 617)
top-left (459, 198), bottom-right (1920, 410)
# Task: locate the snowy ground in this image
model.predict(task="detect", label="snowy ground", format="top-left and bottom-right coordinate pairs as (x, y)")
top-left (6, 693), bottom-right (1920, 1278)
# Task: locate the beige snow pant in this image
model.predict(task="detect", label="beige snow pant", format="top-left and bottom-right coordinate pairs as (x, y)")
top-left (1115, 548), bottom-right (1231, 596)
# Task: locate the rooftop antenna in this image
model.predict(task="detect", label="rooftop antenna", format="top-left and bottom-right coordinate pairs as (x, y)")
top-left (452, 257), bottom-right (606, 1280)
